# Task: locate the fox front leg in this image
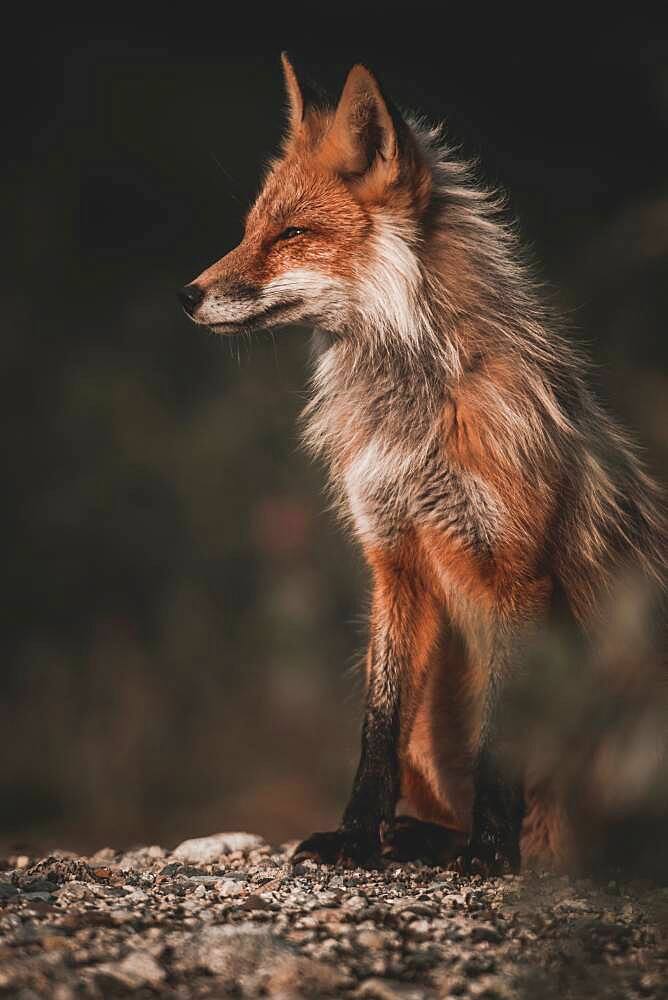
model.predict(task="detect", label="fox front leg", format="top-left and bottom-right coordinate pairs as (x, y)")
top-left (293, 558), bottom-right (422, 867)
top-left (292, 639), bottom-right (401, 867)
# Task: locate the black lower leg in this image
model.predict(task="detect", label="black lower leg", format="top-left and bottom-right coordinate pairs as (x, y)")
top-left (466, 747), bottom-right (524, 873)
top-left (293, 636), bottom-right (402, 867)
top-left (460, 662), bottom-right (525, 875)
top-left (292, 702), bottom-right (400, 866)
top-left (341, 702), bottom-right (400, 843)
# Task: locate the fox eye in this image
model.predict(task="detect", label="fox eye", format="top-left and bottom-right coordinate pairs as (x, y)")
top-left (277, 226), bottom-right (307, 241)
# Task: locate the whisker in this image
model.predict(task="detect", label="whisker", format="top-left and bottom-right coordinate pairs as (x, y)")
top-left (209, 151), bottom-right (243, 204)
top-left (270, 330), bottom-right (280, 372)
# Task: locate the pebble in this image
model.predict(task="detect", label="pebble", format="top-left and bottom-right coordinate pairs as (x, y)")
top-left (358, 929), bottom-right (389, 950)
top-left (172, 831), bottom-right (264, 863)
top-left (355, 977), bottom-right (425, 999)
top-left (217, 876), bottom-right (248, 897)
top-left (470, 924), bottom-right (502, 944)
top-left (96, 949), bottom-right (165, 989)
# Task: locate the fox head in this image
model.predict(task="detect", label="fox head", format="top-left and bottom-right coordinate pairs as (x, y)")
top-left (179, 55), bottom-right (433, 340)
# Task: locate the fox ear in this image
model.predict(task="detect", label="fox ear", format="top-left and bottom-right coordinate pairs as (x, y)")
top-left (328, 64), bottom-right (403, 176)
top-left (281, 52), bottom-right (317, 138)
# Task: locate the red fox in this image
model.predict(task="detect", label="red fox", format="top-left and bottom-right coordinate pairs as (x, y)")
top-left (180, 55), bottom-right (667, 874)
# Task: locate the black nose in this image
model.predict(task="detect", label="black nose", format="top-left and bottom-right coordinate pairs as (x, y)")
top-left (178, 283), bottom-right (205, 316)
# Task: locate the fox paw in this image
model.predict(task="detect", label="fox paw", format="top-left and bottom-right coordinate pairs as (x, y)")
top-left (382, 815), bottom-right (467, 865)
top-left (292, 829), bottom-right (381, 868)
top-left (451, 840), bottom-right (521, 877)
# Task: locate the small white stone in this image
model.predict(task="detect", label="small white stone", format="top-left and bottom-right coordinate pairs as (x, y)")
top-left (217, 878), bottom-right (247, 898)
top-left (172, 832), bottom-right (264, 864)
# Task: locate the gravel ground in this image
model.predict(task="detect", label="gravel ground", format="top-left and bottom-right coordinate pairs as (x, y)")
top-left (1, 832), bottom-right (668, 999)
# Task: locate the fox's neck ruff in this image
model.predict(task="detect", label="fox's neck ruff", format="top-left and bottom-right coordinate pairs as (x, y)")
top-left (302, 257), bottom-right (452, 481)
top-left (302, 125), bottom-right (568, 481)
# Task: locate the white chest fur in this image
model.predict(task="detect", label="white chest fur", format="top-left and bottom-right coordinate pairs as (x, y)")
top-left (343, 436), bottom-right (418, 544)
top-left (342, 432), bottom-right (503, 556)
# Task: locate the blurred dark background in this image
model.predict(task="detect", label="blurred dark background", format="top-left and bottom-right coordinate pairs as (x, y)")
top-left (2, 12), bottom-right (667, 853)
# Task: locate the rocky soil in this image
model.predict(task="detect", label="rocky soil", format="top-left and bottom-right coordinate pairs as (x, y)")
top-left (1, 832), bottom-right (668, 999)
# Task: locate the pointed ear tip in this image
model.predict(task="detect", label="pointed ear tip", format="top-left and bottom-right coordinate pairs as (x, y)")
top-left (281, 51), bottom-right (298, 78)
top-left (348, 63), bottom-right (378, 82)
top-left (343, 63), bottom-right (384, 98)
